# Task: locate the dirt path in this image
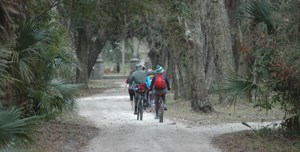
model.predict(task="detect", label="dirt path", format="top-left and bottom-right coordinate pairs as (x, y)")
top-left (77, 79), bottom-right (272, 152)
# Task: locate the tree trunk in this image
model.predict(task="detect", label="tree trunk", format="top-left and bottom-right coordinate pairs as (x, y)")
top-left (185, 0), bottom-right (214, 113)
top-left (297, 0), bottom-right (300, 43)
top-left (75, 27), bottom-right (90, 86)
top-left (166, 32), bottom-right (190, 100)
top-left (121, 39), bottom-right (125, 75)
top-left (148, 49), bottom-right (159, 68)
top-left (208, 0), bottom-right (234, 103)
top-left (147, 29), bottom-right (166, 69)
top-left (87, 30), bottom-right (110, 78)
top-left (225, 0), bottom-right (241, 73)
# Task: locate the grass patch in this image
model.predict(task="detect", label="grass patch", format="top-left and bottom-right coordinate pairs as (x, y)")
top-left (165, 94), bottom-right (283, 125)
top-left (165, 93), bottom-right (298, 152)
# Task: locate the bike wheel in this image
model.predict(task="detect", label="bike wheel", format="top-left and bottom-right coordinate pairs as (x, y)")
top-left (139, 99), bottom-right (143, 120)
top-left (155, 97), bottom-right (159, 118)
top-left (159, 102), bottom-right (164, 123)
top-left (137, 97), bottom-right (140, 120)
top-left (136, 102), bottom-right (139, 120)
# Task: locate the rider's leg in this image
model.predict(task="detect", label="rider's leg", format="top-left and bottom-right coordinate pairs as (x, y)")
top-left (146, 90), bottom-right (152, 111)
top-left (129, 92), bottom-right (134, 110)
top-left (145, 90), bottom-right (149, 107)
top-left (144, 90), bottom-right (149, 108)
top-left (129, 91), bottom-right (133, 101)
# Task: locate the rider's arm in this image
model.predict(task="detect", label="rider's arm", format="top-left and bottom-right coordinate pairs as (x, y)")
top-left (164, 76), bottom-right (171, 90)
top-left (128, 73), bottom-right (134, 84)
top-left (149, 76), bottom-right (156, 91)
top-left (146, 70), bottom-right (157, 76)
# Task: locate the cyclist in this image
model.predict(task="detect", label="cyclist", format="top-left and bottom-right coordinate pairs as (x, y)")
top-left (128, 64), bottom-right (156, 114)
top-left (149, 65), bottom-right (171, 119)
top-left (125, 70), bottom-right (135, 110)
top-left (145, 69), bottom-right (154, 112)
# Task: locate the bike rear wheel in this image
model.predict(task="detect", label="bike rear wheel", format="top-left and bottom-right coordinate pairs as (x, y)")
top-left (137, 97), bottom-right (143, 121)
top-left (159, 112), bottom-right (163, 123)
top-left (158, 99), bottom-right (164, 123)
top-left (139, 99), bottom-right (143, 120)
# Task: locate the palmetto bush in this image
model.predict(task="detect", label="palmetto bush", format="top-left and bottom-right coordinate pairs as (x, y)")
top-left (7, 22), bottom-right (80, 117)
top-left (0, 48), bottom-right (11, 96)
top-left (0, 0), bottom-right (80, 149)
top-left (0, 108), bottom-right (36, 149)
top-left (224, 0), bottom-right (300, 134)
top-left (0, 38), bottom-right (36, 150)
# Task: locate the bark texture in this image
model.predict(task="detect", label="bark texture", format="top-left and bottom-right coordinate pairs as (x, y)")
top-left (75, 26), bottom-right (90, 86)
top-left (167, 0), bottom-right (234, 112)
top-left (87, 30), bottom-right (110, 78)
top-left (208, 0), bottom-right (234, 103)
top-left (225, 0), bottom-right (241, 73)
top-left (75, 25), bottom-right (112, 85)
top-left (185, 0), bottom-right (213, 112)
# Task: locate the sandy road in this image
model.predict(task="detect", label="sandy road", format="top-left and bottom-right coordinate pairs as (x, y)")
top-left (77, 79), bottom-right (273, 152)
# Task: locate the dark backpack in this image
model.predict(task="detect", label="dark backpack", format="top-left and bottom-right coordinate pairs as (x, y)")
top-left (154, 74), bottom-right (166, 90)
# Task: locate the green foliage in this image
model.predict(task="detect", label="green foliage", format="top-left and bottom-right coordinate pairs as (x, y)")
top-left (223, 47), bottom-right (300, 133)
top-left (30, 79), bottom-right (79, 118)
top-left (13, 23), bottom-right (50, 83)
top-left (242, 122), bottom-right (276, 137)
top-left (61, 0), bottom-right (152, 38)
top-left (0, 48), bottom-right (11, 97)
top-left (257, 127), bottom-right (272, 135)
top-left (229, 0), bottom-right (300, 133)
top-left (27, 0), bottom-right (60, 25)
top-left (3, 14), bottom-right (80, 117)
top-left (0, 1), bottom-right (28, 44)
top-left (221, 70), bottom-right (274, 109)
top-left (61, 0), bottom-right (103, 29)
top-left (0, 0), bottom-right (80, 149)
top-left (241, 0), bottom-right (275, 34)
top-left (166, 0), bottom-right (187, 34)
top-left (0, 108), bottom-right (36, 149)
top-left (166, 0), bottom-right (190, 19)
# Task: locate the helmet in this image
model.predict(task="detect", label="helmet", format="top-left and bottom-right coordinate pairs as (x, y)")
top-left (147, 69), bottom-right (153, 73)
top-left (156, 65), bottom-right (164, 74)
top-left (135, 64), bottom-right (142, 69)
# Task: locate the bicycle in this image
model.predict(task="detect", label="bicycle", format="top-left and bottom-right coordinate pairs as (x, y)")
top-left (155, 93), bottom-right (165, 123)
top-left (136, 92), bottom-right (146, 120)
top-left (134, 83), bottom-right (147, 121)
